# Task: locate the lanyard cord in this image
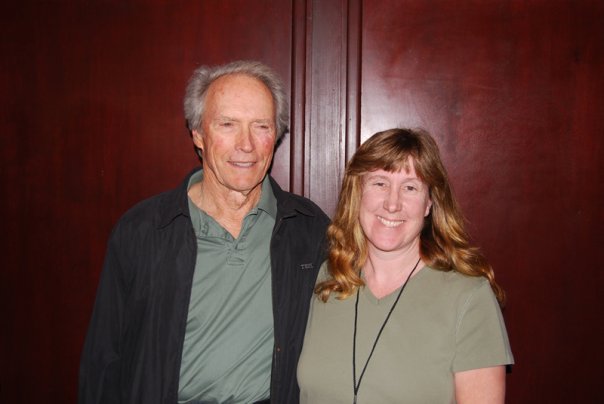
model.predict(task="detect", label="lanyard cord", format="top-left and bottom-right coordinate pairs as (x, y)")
top-left (352, 257), bottom-right (421, 404)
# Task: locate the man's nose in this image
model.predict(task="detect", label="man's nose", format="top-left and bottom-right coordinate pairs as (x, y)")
top-left (237, 126), bottom-right (254, 152)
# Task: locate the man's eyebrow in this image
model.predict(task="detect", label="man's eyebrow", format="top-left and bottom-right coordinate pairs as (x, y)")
top-left (215, 115), bottom-right (236, 121)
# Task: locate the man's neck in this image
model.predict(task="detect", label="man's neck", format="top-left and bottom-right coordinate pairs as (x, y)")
top-left (188, 179), bottom-right (263, 238)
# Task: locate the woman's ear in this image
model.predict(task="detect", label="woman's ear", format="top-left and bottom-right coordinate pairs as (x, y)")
top-left (424, 199), bottom-right (433, 217)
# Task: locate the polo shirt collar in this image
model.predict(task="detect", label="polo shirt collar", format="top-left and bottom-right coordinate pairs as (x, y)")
top-left (187, 169), bottom-right (277, 219)
top-left (256, 175), bottom-right (277, 219)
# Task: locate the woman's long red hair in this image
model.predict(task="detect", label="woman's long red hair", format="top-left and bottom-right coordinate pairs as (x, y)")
top-left (316, 128), bottom-right (506, 306)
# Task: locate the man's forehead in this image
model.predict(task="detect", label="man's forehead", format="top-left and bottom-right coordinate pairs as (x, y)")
top-left (209, 73), bottom-right (269, 94)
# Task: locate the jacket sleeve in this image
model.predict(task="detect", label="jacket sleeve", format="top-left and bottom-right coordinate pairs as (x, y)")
top-left (78, 224), bottom-right (128, 404)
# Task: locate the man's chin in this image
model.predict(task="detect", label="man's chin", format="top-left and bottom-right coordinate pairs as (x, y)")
top-left (226, 180), bottom-right (264, 195)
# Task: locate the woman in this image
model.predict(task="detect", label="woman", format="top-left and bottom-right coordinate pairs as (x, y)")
top-left (297, 128), bottom-right (514, 403)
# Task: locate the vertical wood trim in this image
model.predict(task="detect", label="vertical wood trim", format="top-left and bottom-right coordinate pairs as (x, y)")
top-left (345, 0), bottom-right (363, 165)
top-left (290, 0), bottom-right (310, 195)
top-left (290, 0), bottom-right (362, 212)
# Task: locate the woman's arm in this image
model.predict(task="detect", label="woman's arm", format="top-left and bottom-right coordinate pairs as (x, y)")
top-left (454, 365), bottom-right (506, 404)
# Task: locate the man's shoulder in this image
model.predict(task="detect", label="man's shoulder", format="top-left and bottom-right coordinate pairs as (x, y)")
top-left (119, 189), bottom-right (172, 221)
top-left (269, 177), bottom-right (329, 222)
top-left (281, 190), bottom-right (327, 215)
top-left (114, 172), bottom-right (191, 231)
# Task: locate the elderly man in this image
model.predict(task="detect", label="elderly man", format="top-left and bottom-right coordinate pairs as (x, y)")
top-left (79, 61), bottom-right (330, 404)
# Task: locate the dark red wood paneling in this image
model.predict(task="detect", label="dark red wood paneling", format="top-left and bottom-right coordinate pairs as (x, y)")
top-left (292, 0), bottom-right (363, 216)
top-left (303, 0), bottom-right (349, 215)
top-left (0, 1), bottom-right (293, 402)
top-left (360, 0), bottom-right (604, 402)
top-left (2, 0), bottom-right (603, 403)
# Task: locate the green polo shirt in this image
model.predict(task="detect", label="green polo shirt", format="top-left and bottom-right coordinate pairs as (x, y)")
top-left (178, 170), bottom-right (276, 404)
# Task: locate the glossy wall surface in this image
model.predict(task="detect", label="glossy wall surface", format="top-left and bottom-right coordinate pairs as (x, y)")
top-left (358, 1), bottom-right (604, 402)
top-left (0, 1), bottom-right (296, 402)
top-left (1, 0), bottom-right (602, 402)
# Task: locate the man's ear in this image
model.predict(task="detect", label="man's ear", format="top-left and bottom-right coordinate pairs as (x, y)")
top-left (192, 129), bottom-right (204, 151)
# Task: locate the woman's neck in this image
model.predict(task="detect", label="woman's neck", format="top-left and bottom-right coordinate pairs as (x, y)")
top-left (363, 250), bottom-right (423, 299)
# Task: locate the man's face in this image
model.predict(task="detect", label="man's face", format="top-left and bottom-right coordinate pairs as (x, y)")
top-left (193, 74), bottom-right (277, 196)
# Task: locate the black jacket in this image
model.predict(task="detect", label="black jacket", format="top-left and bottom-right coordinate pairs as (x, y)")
top-left (79, 170), bottom-right (330, 404)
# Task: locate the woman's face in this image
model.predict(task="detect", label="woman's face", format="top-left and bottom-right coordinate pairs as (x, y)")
top-left (359, 158), bottom-right (432, 256)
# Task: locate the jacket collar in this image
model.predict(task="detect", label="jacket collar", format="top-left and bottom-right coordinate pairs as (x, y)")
top-left (156, 168), bottom-right (197, 229)
top-left (269, 176), bottom-right (317, 218)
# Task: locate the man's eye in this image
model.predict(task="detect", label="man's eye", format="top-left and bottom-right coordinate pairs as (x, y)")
top-left (253, 123), bottom-right (272, 131)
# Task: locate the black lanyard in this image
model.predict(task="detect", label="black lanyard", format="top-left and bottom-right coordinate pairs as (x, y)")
top-left (352, 258), bottom-right (421, 404)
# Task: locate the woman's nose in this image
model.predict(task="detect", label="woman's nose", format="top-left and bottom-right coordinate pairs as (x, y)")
top-left (383, 189), bottom-right (402, 212)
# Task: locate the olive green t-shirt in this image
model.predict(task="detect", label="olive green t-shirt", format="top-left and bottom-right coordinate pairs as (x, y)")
top-left (178, 171), bottom-right (276, 404)
top-left (297, 263), bottom-right (514, 403)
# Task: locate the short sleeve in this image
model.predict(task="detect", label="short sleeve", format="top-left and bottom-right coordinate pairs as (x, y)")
top-left (452, 280), bottom-right (514, 372)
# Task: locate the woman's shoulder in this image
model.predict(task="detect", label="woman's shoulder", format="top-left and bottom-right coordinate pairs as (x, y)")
top-left (415, 267), bottom-right (499, 321)
top-left (316, 260), bottom-right (331, 285)
top-left (420, 266), bottom-right (491, 295)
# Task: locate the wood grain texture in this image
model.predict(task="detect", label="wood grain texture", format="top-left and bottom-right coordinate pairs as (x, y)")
top-left (360, 1), bottom-right (604, 402)
top-left (0, 1), bottom-right (293, 402)
top-left (304, 0), bottom-right (347, 215)
top-left (1, 0), bottom-right (603, 403)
